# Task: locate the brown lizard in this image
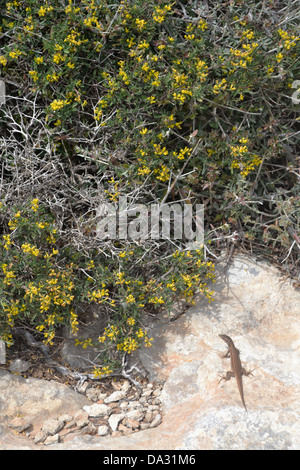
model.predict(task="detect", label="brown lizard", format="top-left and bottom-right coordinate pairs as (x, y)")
top-left (219, 334), bottom-right (253, 411)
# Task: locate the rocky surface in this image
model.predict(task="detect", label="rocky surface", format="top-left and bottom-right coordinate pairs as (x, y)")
top-left (0, 371), bottom-right (163, 448)
top-left (0, 255), bottom-right (299, 450)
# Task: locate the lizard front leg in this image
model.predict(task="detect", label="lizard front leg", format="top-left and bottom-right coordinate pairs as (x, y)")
top-left (221, 349), bottom-right (230, 359)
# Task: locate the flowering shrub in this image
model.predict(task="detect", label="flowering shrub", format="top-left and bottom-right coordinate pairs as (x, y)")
top-left (0, 1), bottom-right (299, 374)
top-left (0, 199), bottom-right (78, 346)
top-left (2, 0), bottom-right (299, 182)
top-left (0, 198), bottom-right (215, 376)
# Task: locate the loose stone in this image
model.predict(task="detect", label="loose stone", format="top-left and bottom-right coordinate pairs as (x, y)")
top-left (150, 413), bottom-right (162, 428)
top-left (42, 418), bottom-right (64, 436)
top-left (108, 413), bottom-right (125, 432)
top-left (83, 403), bottom-right (111, 418)
top-left (44, 433), bottom-right (60, 445)
top-left (104, 390), bottom-right (125, 403)
top-left (98, 425), bottom-right (109, 436)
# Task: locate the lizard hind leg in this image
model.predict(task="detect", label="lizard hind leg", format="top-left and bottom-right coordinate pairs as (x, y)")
top-left (218, 370), bottom-right (235, 384)
top-left (242, 367), bottom-right (255, 377)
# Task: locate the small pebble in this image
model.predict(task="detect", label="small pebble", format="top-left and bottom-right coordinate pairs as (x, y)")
top-left (98, 425), bottom-right (109, 436)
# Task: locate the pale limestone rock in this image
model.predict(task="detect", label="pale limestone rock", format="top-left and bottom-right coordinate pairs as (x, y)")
top-left (149, 413), bottom-right (162, 428)
top-left (44, 433), bottom-right (60, 445)
top-left (124, 418), bottom-right (140, 430)
top-left (98, 425), bottom-right (109, 436)
top-left (140, 422), bottom-right (150, 430)
top-left (125, 409), bottom-right (144, 421)
top-left (121, 380), bottom-right (131, 394)
top-left (58, 414), bottom-right (72, 424)
top-left (34, 431), bottom-right (47, 444)
top-left (83, 403), bottom-right (111, 418)
top-left (76, 417), bottom-right (89, 429)
top-left (108, 413), bottom-right (125, 432)
top-left (104, 390), bottom-right (125, 404)
top-left (42, 418), bottom-right (64, 436)
top-left (0, 369), bottom-right (90, 425)
top-left (8, 417), bottom-right (31, 433)
top-left (9, 359), bottom-right (30, 374)
top-left (86, 387), bottom-right (100, 402)
top-left (144, 410), bottom-right (154, 423)
top-left (118, 423), bottom-right (132, 434)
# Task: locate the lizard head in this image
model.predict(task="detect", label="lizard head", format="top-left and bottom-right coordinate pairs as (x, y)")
top-left (219, 334), bottom-right (231, 343)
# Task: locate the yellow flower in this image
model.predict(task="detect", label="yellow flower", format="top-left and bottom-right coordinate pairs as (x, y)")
top-left (50, 99), bottom-right (65, 111)
top-left (121, 337), bottom-right (138, 353)
top-left (36, 221), bottom-right (46, 229)
top-left (135, 328), bottom-right (144, 338)
top-left (31, 198), bottom-right (39, 211)
top-left (144, 336), bottom-right (153, 348)
top-left (213, 78), bottom-right (227, 94)
top-left (3, 234), bottom-right (12, 250)
top-left (153, 14), bottom-right (165, 24)
top-left (38, 6), bottom-right (47, 16)
top-left (36, 324), bottom-right (45, 332)
top-left (174, 147), bottom-right (192, 160)
top-left (53, 52), bottom-right (65, 64)
top-left (147, 96), bottom-right (156, 104)
top-left (3, 269), bottom-right (15, 285)
top-left (151, 78), bottom-right (161, 87)
top-left (46, 73), bottom-right (59, 82)
top-left (87, 259), bottom-right (95, 269)
top-left (93, 366), bottom-right (113, 378)
top-left (185, 33), bottom-right (195, 41)
top-left (21, 243), bottom-right (39, 256)
top-left (230, 144), bottom-right (248, 157)
top-left (126, 294), bottom-right (135, 304)
top-left (0, 55), bottom-right (8, 66)
top-left (105, 325), bottom-right (119, 341)
top-left (29, 70), bottom-right (38, 82)
top-left (138, 40), bottom-right (150, 50)
top-left (149, 295), bottom-right (165, 304)
top-left (136, 18), bottom-right (146, 31)
top-left (127, 317), bottom-right (135, 326)
top-left (70, 309), bottom-right (79, 334)
top-left (242, 29), bottom-right (255, 40)
top-left (43, 330), bottom-right (55, 345)
top-left (140, 127), bottom-right (148, 135)
top-left (198, 18), bottom-right (208, 31)
top-left (9, 49), bottom-right (22, 59)
top-left (138, 165), bottom-right (151, 176)
top-left (88, 288), bottom-right (109, 303)
top-left (153, 4), bottom-right (172, 24)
